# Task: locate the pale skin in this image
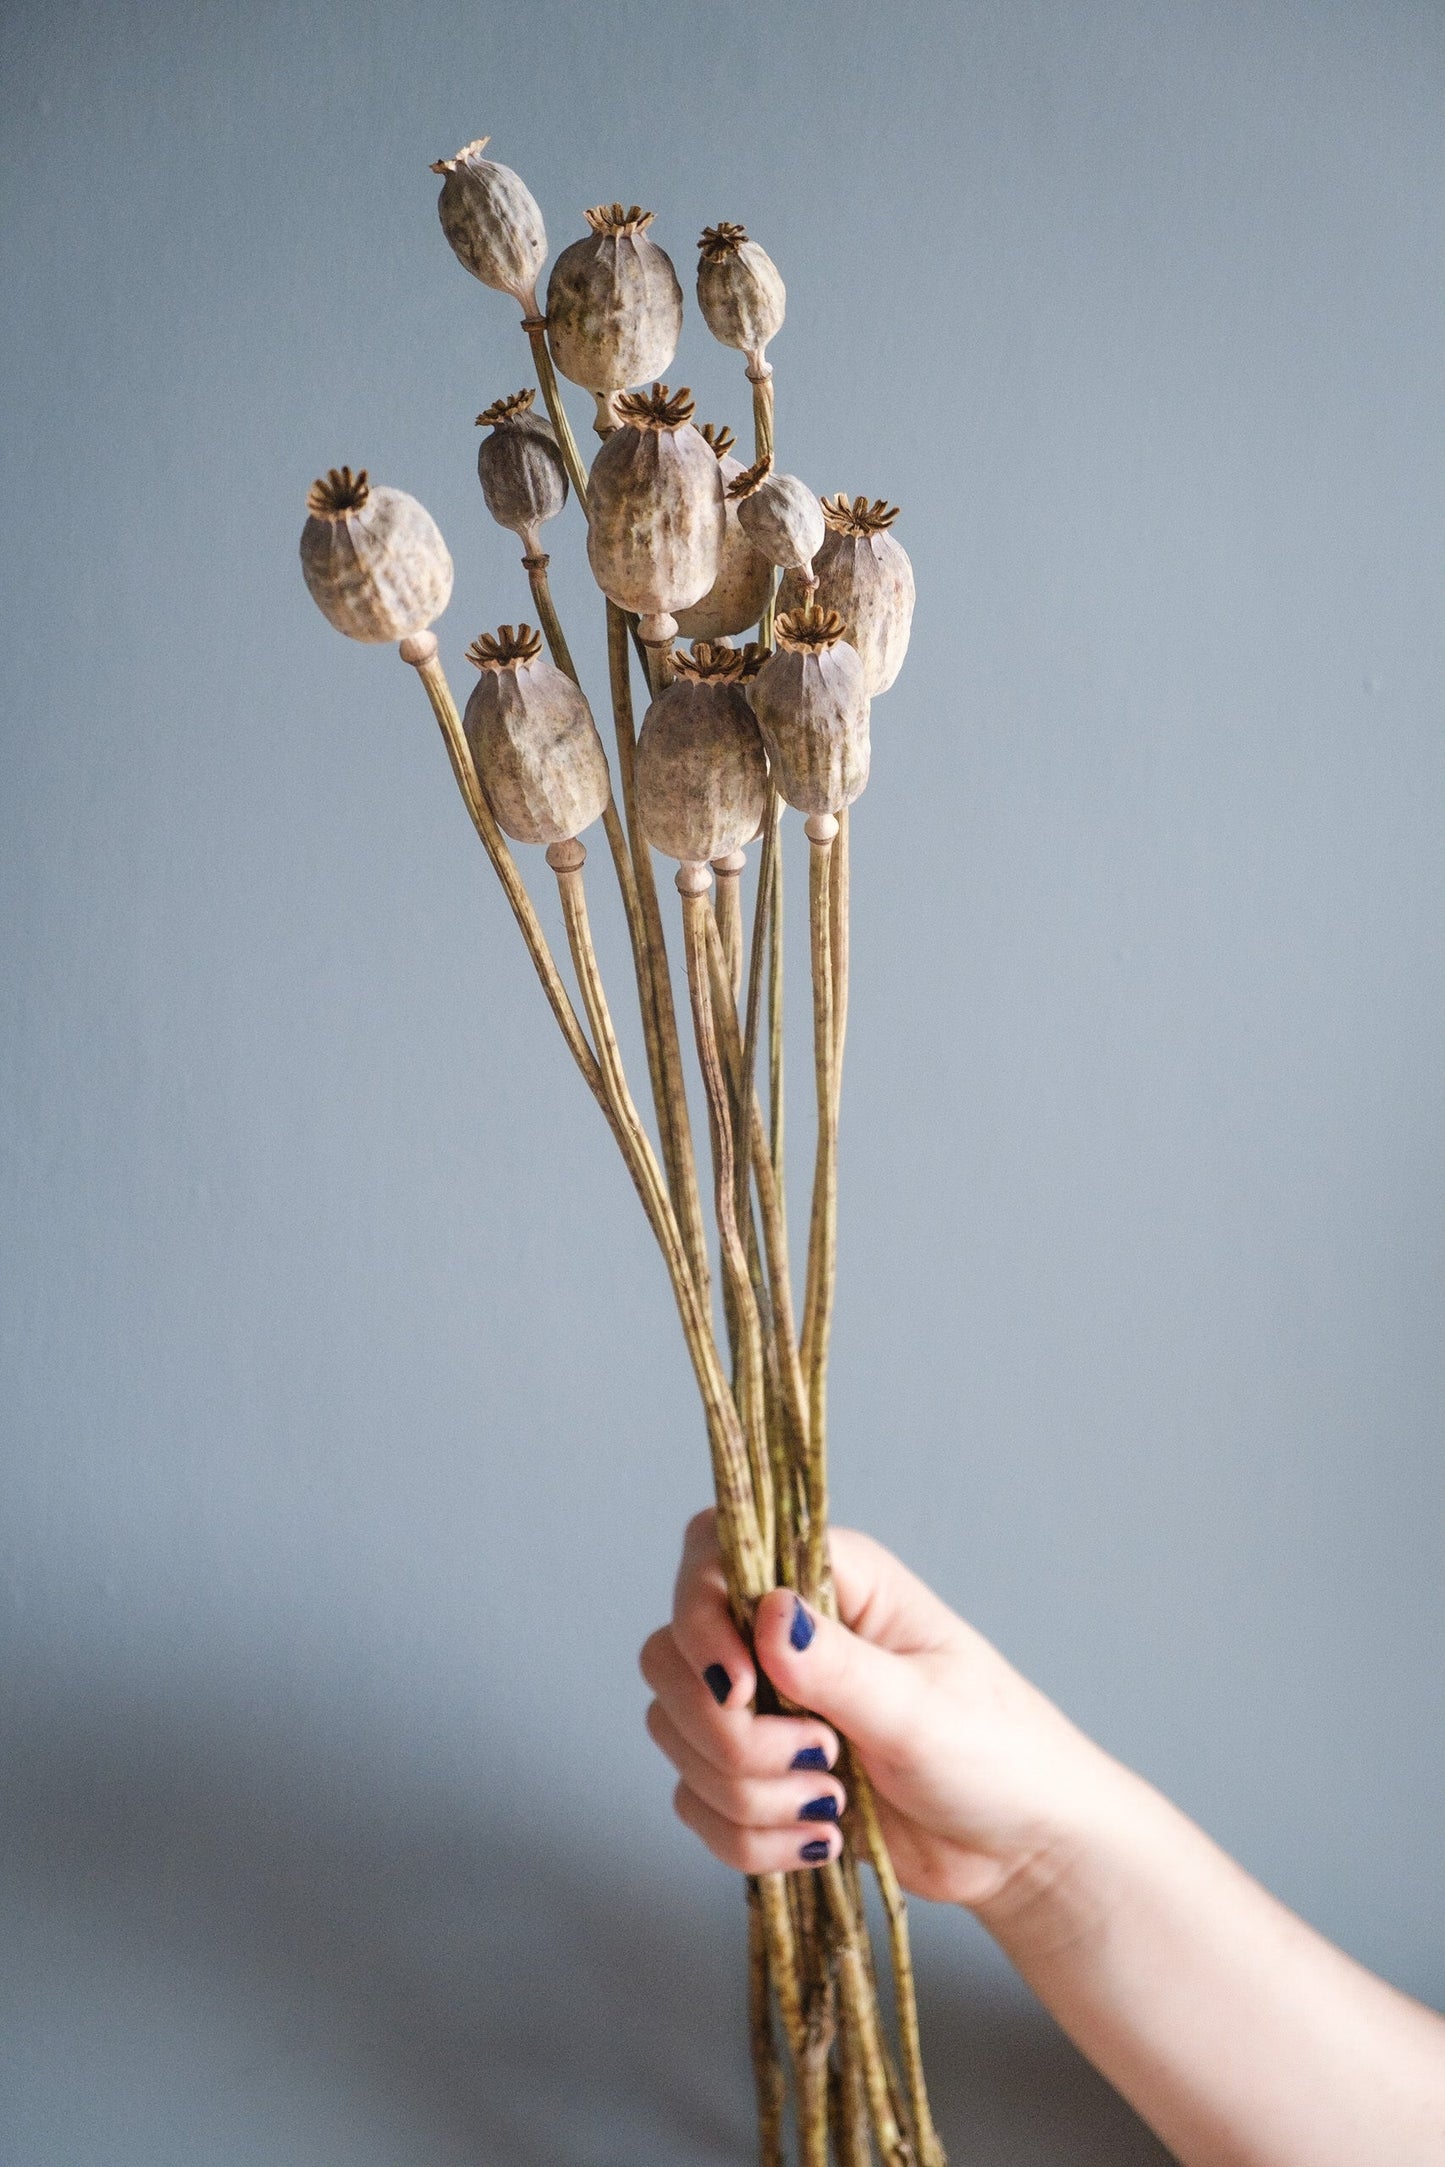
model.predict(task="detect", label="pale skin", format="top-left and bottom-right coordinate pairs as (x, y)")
top-left (640, 1510), bottom-right (1445, 2167)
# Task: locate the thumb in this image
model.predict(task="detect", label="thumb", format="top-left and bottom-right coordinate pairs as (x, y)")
top-left (754, 1588), bottom-right (919, 1754)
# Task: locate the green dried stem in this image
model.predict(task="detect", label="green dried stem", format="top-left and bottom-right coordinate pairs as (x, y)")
top-left (606, 602), bottom-right (713, 1306)
top-left (524, 556), bottom-right (577, 681)
top-left (746, 1879), bottom-right (787, 2167)
top-left (850, 1767), bottom-right (946, 2167)
top-left (821, 1864), bottom-right (914, 2167)
top-left (682, 886), bottom-right (775, 1574)
top-left (548, 852), bottom-right (767, 1595)
top-left (800, 829), bottom-right (838, 1601)
top-left (525, 317), bottom-right (590, 506)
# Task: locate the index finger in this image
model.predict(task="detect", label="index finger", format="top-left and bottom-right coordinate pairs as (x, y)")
top-left (672, 1507), bottom-right (757, 1710)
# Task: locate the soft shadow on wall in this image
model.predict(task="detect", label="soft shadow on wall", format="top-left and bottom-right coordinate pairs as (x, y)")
top-left (1, 1680), bottom-right (1170, 2166)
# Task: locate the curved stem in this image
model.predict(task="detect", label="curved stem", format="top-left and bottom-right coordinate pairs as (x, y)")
top-left (524, 309), bottom-right (589, 508)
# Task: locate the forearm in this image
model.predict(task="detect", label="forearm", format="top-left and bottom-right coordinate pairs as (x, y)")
top-left (977, 1762), bottom-right (1445, 2167)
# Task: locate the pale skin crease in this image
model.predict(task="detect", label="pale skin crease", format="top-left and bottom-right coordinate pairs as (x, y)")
top-left (639, 1510), bottom-right (1445, 2167)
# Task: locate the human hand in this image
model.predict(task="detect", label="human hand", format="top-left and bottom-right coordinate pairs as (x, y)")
top-left (639, 1508), bottom-right (1132, 1916)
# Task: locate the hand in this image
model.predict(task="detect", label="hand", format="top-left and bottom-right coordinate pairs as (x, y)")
top-left (639, 1508), bottom-right (1129, 1914)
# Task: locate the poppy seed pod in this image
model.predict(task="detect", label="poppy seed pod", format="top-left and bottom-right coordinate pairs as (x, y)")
top-left (730, 458), bottom-right (825, 577)
top-left (300, 468), bottom-right (454, 644)
top-left (748, 606), bottom-right (870, 817)
top-left (674, 424), bottom-right (774, 641)
top-left (779, 495), bottom-right (914, 695)
top-left (475, 389), bottom-right (568, 556)
top-left (696, 223), bottom-right (786, 373)
top-left (585, 384), bottom-right (726, 646)
top-left (546, 205), bottom-right (683, 401)
top-left (637, 644), bottom-right (769, 865)
top-left (432, 138), bottom-right (547, 308)
top-left (462, 625), bottom-right (612, 845)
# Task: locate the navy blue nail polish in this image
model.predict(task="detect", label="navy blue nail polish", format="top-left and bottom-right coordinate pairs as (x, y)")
top-left (799, 1795), bottom-right (839, 1823)
top-left (790, 1745), bottom-right (829, 1772)
top-left (704, 1663), bottom-right (731, 1705)
top-left (789, 1597), bottom-right (815, 1652)
top-left (800, 1837), bottom-right (831, 1863)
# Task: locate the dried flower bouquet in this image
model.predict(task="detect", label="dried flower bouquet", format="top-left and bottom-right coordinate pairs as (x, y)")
top-left (300, 137), bottom-right (936, 2167)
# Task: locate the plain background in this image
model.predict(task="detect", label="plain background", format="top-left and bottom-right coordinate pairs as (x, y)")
top-left (2, 2), bottom-right (1441, 2160)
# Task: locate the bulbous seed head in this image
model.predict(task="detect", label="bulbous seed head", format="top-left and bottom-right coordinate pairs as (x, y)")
top-left (730, 458), bottom-right (825, 574)
top-left (585, 383), bottom-right (726, 635)
top-left (545, 204), bottom-right (683, 395)
top-left (777, 493), bottom-right (914, 694)
top-left (300, 467), bottom-right (454, 643)
top-left (674, 423), bottom-right (773, 641)
top-left (637, 645), bottom-right (769, 863)
top-left (748, 605), bottom-right (870, 816)
top-left (462, 623), bottom-right (611, 845)
top-left (696, 223), bottom-right (786, 364)
top-left (432, 138), bottom-right (547, 305)
top-left (475, 388), bottom-right (568, 549)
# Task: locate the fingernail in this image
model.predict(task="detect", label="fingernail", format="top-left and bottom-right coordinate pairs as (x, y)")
top-left (799, 1795), bottom-right (839, 1823)
top-left (790, 1745), bottom-right (829, 1772)
top-left (789, 1597), bottom-right (815, 1652)
top-left (800, 1837), bottom-right (831, 1863)
top-left (703, 1663), bottom-right (731, 1706)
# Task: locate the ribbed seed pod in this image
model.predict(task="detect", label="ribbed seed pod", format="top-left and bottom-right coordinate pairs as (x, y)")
top-left (462, 624), bottom-right (611, 845)
top-left (475, 389), bottom-right (568, 556)
top-left (748, 606), bottom-right (870, 816)
top-left (546, 205), bottom-right (683, 404)
top-left (779, 494), bottom-right (914, 695)
top-left (300, 468), bottom-right (453, 644)
top-left (674, 424), bottom-right (773, 641)
top-left (696, 223), bottom-right (786, 372)
top-left (432, 138), bottom-right (547, 307)
top-left (585, 384), bottom-right (726, 645)
top-left (730, 457), bottom-right (825, 577)
top-left (637, 643), bottom-right (769, 864)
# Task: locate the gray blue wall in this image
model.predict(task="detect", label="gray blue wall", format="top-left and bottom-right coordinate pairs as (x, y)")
top-left (2, 2), bottom-right (1440, 2159)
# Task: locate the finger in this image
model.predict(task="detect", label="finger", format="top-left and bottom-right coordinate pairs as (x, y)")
top-left (827, 1526), bottom-right (961, 1656)
top-left (645, 1700), bottom-right (847, 1830)
top-left (673, 1780), bottom-right (843, 1875)
top-left (754, 1584), bottom-right (922, 1756)
top-left (670, 1508), bottom-right (756, 1710)
top-left (640, 1627), bottom-right (839, 1775)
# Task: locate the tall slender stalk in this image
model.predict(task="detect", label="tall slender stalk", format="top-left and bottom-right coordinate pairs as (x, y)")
top-left (800, 815), bottom-right (839, 1601)
top-left (521, 303), bottom-right (589, 507)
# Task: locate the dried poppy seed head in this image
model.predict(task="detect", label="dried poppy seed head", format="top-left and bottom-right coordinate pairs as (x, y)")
top-left (736, 468), bottom-right (825, 575)
top-left (307, 466), bottom-right (370, 518)
top-left (775, 605), bottom-right (848, 652)
top-left (671, 641), bottom-right (748, 682)
top-left (614, 382), bottom-right (696, 432)
top-left (821, 494), bottom-right (900, 536)
top-left (696, 223), bottom-right (786, 367)
top-left (636, 664), bottom-right (769, 862)
top-left (475, 391), bottom-right (568, 546)
top-left (675, 431), bottom-right (772, 643)
top-left (462, 629), bottom-right (611, 845)
top-left (780, 497), bottom-right (914, 693)
top-left (466, 624), bottom-right (545, 670)
top-left (585, 203), bottom-right (655, 235)
top-left (300, 469), bottom-right (454, 644)
top-left (433, 138), bottom-right (548, 307)
top-left (476, 388), bottom-right (537, 427)
top-left (699, 422), bottom-right (737, 459)
top-left (698, 221), bottom-right (750, 261)
top-left (546, 208), bottom-right (682, 395)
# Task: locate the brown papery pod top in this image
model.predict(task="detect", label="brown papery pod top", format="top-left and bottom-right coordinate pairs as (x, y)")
top-left (466, 623), bottom-right (545, 669)
top-left (821, 493), bottom-right (901, 536)
top-left (546, 207), bottom-right (683, 395)
top-left (614, 382), bottom-right (696, 431)
top-left (477, 388), bottom-right (537, 427)
top-left (774, 604), bottom-right (848, 651)
top-left (725, 454), bottom-right (769, 501)
top-left (670, 641), bottom-right (749, 681)
top-left (699, 421), bottom-right (737, 459)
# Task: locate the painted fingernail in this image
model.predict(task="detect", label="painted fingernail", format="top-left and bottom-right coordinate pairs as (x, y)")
top-left (703, 1663), bottom-right (731, 1706)
top-left (799, 1795), bottom-right (839, 1823)
top-left (790, 1745), bottom-right (829, 1772)
top-left (800, 1837), bottom-right (831, 1863)
top-left (789, 1597), bottom-right (815, 1652)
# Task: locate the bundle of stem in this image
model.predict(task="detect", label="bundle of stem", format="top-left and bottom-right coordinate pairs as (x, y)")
top-left (398, 319), bottom-right (941, 2167)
